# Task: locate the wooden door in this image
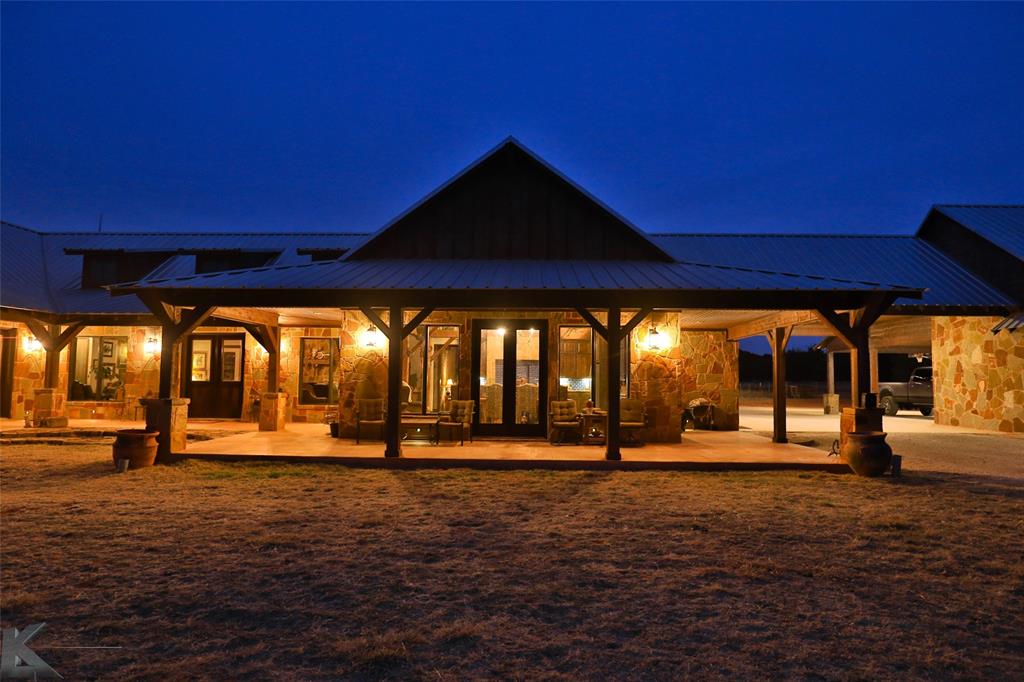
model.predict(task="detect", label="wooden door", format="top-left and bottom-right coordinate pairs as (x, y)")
top-left (184, 334), bottom-right (245, 418)
top-left (0, 330), bottom-right (15, 419)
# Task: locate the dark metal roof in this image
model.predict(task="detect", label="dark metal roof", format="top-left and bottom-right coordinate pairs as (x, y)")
top-left (932, 205), bottom-right (1024, 261)
top-left (648, 233), bottom-right (1013, 310)
top-left (0, 222), bottom-right (365, 315)
top-left (115, 257), bottom-right (919, 293)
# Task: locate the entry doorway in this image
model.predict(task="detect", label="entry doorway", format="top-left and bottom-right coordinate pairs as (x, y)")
top-left (0, 329), bottom-right (15, 418)
top-left (471, 319), bottom-right (547, 437)
top-left (184, 334), bottom-right (245, 419)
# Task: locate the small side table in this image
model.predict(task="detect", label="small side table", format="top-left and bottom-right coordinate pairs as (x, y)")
top-left (580, 411), bottom-right (607, 446)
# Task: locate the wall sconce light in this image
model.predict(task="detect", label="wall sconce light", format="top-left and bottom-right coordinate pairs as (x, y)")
top-left (22, 336), bottom-right (42, 353)
top-left (144, 337), bottom-right (160, 355)
top-left (360, 324), bottom-right (385, 349)
top-left (496, 327), bottom-right (506, 337)
top-left (645, 326), bottom-right (665, 352)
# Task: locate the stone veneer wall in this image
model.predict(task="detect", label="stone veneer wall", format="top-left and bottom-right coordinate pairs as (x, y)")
top-left (630, 314), bottom-right (740, 437)
top-left (932, 316), bottom-right (1024, 433)
top-left (3, 314), bottom-right (742, 437)
top-left (0, 321), bottom-right (164, 421)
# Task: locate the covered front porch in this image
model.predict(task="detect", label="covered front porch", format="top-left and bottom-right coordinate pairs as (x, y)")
top-left (177, 422), bottom-right (848, 472)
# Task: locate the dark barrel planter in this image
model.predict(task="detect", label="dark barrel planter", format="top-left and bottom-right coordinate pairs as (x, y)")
top-left (329, 422), bottom-right (340, 438)
top-left (841, 431), bottom-right (893, 477)
top-left (112, 429), bottom-right (160, 470)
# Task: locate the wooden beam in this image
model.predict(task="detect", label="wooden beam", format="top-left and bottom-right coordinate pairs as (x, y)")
top-left (766, 326), bottom-right (793, 443)
top-left (384, 304), bottom-right (403, 458)
top-left (359, 306), bottom-right (392, 336)
top-left (214, 306), bottom-right (279, 327)
top-left (22, 317), bottom-right (54, 351)
top-left (139, 293), bottom-right (178, 328)
top-left (606, 305), bottom-right (622, 461)
top-left (574, 308), bottom-right (607, 340)
top-left (401, 307), bottom-right (435, 338)
top-left (826, 349), bottom-right (835, 396)
top-left (621, 307), bottom-right (653, 338)
top-left (53, 322), bottom-right (86, 352)
top-left (727, 310), bottom-right (819, 341)
top-left (176, 306), bottom-right (217, 338)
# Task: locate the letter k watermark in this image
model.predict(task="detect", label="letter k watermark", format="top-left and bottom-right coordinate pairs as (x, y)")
top-left (1, 623), bottom-right (62, 680)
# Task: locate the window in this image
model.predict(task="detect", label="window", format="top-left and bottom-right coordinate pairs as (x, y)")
top-left (558, 326), bottom-right (594, 405)
top-left (592, 332), bottom-right (630, 409)
top-left (69, 336), bottom-right (128, 401)
top-left (405, 325), bottom-right (460, 413)
top-left (298, 338), bottom-right (339, 405)
top-left (194, 252), bottom-right (278, 274)
top-left (81, 252), bottom-right (172, 288)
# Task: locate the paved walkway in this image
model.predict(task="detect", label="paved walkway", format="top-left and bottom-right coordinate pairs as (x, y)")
top-left (738, 406), bottom-right (995, 435)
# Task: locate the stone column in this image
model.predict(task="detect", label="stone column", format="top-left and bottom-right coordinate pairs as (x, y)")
top-left (142, 397), bottom-right (190, 463)
top-left (31, 388), bottom-right (68, 428)
top-left (259, 392), bottom-right (288, 431)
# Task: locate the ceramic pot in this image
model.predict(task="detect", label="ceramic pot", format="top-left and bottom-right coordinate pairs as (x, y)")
top-left (112, 429), bottom-right (159, 470)
top-left (841, 431), bottom-right (892, 477)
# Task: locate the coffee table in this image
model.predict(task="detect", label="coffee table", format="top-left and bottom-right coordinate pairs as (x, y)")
top-left (400, 415), bottom-right (440, 444)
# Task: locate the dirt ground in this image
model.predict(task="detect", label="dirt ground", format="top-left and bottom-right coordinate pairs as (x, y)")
top-left (2, 438), bottom-right (1023, 680)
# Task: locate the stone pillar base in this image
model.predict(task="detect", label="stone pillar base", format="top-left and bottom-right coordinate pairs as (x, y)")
top-left (839, 406), bottom-right (884, 451)
top-left (142, 398), bottom-right (190, 462)
top-left (259, 392), bottom-right (288, 432)
top-left (30, 388), bottom-right (68, 427)
top-left (823, 393), bottom-right (840, 415)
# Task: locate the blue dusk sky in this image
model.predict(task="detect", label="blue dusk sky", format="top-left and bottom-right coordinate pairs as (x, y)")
top-left (3, 2), bottom-right (1021, 236)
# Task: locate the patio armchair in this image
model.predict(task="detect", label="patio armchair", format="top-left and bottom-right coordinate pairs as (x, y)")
top-left (355, 398), bottom-right (385, 443)
top-left (620, 398), bottom-right (646, 446)
top-left (549, 399), bottom-right (582, 445)
top-left (439, 399), bottom-right (474, 445)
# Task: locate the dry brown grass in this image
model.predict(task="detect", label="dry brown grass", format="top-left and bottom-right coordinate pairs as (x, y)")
top-left (2, 442), bottom-right (1023, 680)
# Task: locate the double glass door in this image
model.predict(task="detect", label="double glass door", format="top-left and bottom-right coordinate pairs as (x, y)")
top-left (185, 334), bottom-right (245, 418)
top-left (471, 320), bottom-right (547, 437)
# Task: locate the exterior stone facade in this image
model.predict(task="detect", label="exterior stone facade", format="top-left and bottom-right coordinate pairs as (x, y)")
top-left (932, 316), bottom-right (1024, 433)
top-left (3, 312), bottom-right (741, 438)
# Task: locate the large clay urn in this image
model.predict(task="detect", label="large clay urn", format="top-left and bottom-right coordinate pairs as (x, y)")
top-left (112, 429), bottom-right (160, 470)
top-left (841, 431), bottom-right (893, 477)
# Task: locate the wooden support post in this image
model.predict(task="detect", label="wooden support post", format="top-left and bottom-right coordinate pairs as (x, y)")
top-left (814, 295), bottom-right (894, 408)
top-left (868, 339), bottom-right (879, 394)
top-left (43, 323), bottom-right (61, 388)
top-left (850, 334), bottom-right (871, 409)
top-left (384, 305), bottom-right (403, 458)
top-left (606, 306), bottom-right (622, 461)
top-left (766, 326), bottom-right (793, 443)
top-left (158, 326), bottom-right (177, 399)
top-left (826, 349), bottom-right (835, 396)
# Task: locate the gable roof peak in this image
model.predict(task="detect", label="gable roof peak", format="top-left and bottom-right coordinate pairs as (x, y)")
top-left (344, 137), bottom-right (674, 262)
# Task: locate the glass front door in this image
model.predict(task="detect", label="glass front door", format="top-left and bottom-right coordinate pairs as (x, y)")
top-left (471, 320), bottom-right (547, 437)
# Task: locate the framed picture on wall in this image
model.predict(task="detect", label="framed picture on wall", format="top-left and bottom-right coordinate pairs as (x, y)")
top-left (102, 340), bottom-right (114, 358)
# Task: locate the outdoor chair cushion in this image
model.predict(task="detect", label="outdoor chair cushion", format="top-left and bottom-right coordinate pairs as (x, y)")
top-left (549, 399), bottom-right (579, 422)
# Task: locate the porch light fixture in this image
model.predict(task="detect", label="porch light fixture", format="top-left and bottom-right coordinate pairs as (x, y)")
top-left (144, 337), bottom-right (160, 355)
top-left (361, 324), bottom-right (385, 349)
top-left (645, 326), bottom-right (665, 352)
top-left (22, 336), bottom-right (42, 353)
top-left (496, 327), bottom-right (506, 336)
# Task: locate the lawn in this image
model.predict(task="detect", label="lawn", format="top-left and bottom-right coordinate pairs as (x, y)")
top-left (2, 439), bottom-right (1023, 680)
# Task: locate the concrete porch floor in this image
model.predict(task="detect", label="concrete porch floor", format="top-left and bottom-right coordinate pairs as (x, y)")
top-left (180, 423), bottom-right (848, 472)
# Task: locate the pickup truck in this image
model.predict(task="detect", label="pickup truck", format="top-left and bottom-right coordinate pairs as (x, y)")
top-left (878, 366), bottom-right (933, 416)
